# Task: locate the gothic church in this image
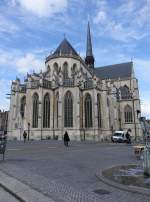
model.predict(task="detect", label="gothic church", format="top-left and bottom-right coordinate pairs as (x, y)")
top-left (8, 23), bottom-right (142, 141)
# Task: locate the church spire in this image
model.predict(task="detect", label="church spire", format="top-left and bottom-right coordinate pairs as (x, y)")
top-left (85, 22), bottom-right (94, 69)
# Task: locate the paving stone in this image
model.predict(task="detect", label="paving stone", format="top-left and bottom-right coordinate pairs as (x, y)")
top-left (0, 141), bottom-right (149, 202)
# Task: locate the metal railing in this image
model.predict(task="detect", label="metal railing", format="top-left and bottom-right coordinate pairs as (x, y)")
top-left (42, 79), bottom-right (51, 89)
top-left (63, 79), bottom-right (74, 87)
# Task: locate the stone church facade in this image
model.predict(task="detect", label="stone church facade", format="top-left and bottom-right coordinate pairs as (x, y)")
top-left (8, 23), bottom-right (142, 141)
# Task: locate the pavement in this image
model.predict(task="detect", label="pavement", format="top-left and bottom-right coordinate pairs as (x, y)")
top-left (0, 170), bottom-right (54, 202)
top-left (0, 140), bottom-right (149, 202)
top-left (0, 186), bottom-right (19, 202)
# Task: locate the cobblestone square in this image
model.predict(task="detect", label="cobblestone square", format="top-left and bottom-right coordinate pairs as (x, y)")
top-left (0, 140), bottom-right (149, 201)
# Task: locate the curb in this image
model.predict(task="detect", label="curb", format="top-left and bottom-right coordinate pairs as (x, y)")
top-left (0, 182), bottom-right (25, 202)
top-left (0, 170), bottom-right (55, 202)
top-left (95, 166), bottom-right (150, 196)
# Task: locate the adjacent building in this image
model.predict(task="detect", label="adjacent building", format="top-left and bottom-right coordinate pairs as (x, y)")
top-left (0, 110), bottom-right (9, 134)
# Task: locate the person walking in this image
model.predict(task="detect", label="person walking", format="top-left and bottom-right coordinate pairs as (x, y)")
top-left (126, 130), bottom-right (131, 144)
top-left (64, 131), bottom-right (70, 147)
top-left (23, 131), bottom-right (27, 143)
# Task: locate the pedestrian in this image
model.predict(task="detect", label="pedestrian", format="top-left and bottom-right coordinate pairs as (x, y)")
top-left (64, 131), bottom-right (70, 147)
top-left (126, 130), bottom-right (131, 144)
top-left (23, 131), bottom-right (27, 143)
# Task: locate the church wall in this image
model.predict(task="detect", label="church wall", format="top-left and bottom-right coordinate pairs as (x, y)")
top-left (111, 77), bottom-right (142, 140)
top-left (61, 87), bottom-right (81, 140)
top-left (45, 57), bottom-right (91, 79)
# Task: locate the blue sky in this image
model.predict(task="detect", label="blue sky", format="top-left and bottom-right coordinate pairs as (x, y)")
top-left (0, 0), bottom-right (150, 118)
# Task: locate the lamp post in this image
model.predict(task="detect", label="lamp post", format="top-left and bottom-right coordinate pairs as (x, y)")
top-left (27, 122), bottom-right (30, 141)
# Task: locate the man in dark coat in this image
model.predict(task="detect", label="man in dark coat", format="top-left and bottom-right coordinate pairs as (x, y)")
top-left (126, 130), bottom-right (131, 144)
top-left (23, 131), bottom-right (27, 143)
top-left (64, 131), bottom-right (70, 147)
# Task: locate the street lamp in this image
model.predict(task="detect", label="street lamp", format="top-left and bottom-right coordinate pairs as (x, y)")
top-left (28, 122), bottom-right (30, 141)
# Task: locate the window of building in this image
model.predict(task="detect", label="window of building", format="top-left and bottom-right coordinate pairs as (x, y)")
top-left (56, 92), bottom-right (59, 128)
top-left (53, 62), bottom-right (59, 74)
top-left (64, 91), bottom-right (73, 127)
top-left (20, 96), bottom-right (26, 118)
top-left (32, 93), bottom-right (39, 128)
top-left (72, 63), bottom-right (77, 76)
top-left (120, 85), bottom-right (132, 99)
top-left (63, 62), bottom-right (68, 79)
top-left (85, 94), bottom-right (93, 128)
top-left (84, 79), bottom-right (93, 89)
top-left (124, 105), bottom-right (133, 123)
top-left (43, 93), bottom-right (50, 128)
top-left (97, 94), bottom-right (102, 128)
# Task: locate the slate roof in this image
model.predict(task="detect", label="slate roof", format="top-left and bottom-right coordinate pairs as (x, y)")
top-left (94, 62), bottom-right (133, 79)
top-left (52, 38), bottom-right (79, 57)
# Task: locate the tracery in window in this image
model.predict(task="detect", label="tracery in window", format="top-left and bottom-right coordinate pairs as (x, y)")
top-left (64, 91), bottom-right (73, 127)
top-left (53, 62), bottom-right (59, 74)
top-left (63, 62), bottom-right (68, 79)
top-left (32, 93), bottom-right (39, 128)
top-left (97, 94), bottom-right (102, 128)
top-left (124, 105), bottom-right (133, 123)
top-left (43, 93), bottom-right (50, 128)
top-left (120, 85), bottom-right (132, 99)
top-left (85, 93), bottom-right (93, 128)
top-left (20, 96), bottom-right (26, 118)
top-left (56, 92), bottom-right (59, 128)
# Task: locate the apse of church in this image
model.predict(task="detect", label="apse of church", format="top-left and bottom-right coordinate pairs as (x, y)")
top-left (8, 23), bottom-right (142, 141)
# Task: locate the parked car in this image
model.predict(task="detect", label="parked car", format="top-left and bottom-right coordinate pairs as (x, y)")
top-left (111, 131), bottom-right (126, 143)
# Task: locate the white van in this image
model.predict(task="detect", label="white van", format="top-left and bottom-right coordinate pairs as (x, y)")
top-left (111, 131), bottom-right (126, 143)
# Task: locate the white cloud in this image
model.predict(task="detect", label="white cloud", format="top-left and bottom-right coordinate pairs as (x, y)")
top-left (93, 0), bottom-right (150, 42)
top-left (140, 91), bottom-right (150, 119)
top-left (13, 0), bottom-right (68, 17)
top-left (132, 58), bottom-right (150, 118)
top-left (93, 11), bottom-right (106, 24)
top-left (134, 58), bottom-right (150, 83)
top-left (0, 79), bottom-right (11, 111)
top-left (0, 49), bottom-right (44, 74)
top-left (15, 53), bottom-right (44, 73)
top-left (0, 49), bottom-right (45, 110)
top-left (0, 15), bottom-right (20, 34)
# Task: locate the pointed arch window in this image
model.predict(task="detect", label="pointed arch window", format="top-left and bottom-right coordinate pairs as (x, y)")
top-left (124, 105), bottom-right (133, 123)
top-left (85, 94), bottom-right (93, 128)
top-left (56, 92), bottom-right (59, 128)
top-left (72, 63), bottom-right (77, 77)
top-left (64, 91), bottom-right (73, 127)
top-left (63, 62), bottom-right (68, 79)
top-left (20, 96), bottom-right (26, 118)
top-left (32, 93), bottom-right (39, 128)
top-left (120, 85), bottom-right (132, 99)
top-left (97, 94), bottom-right (102, 128)
top-left (53, 62), bottom-right (59, 74)
top-left (43, 93), bottom-right (50, 128)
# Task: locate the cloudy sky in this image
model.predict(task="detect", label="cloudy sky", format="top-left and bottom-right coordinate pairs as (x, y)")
top-left (0, 0), bottom-right (150, 118)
